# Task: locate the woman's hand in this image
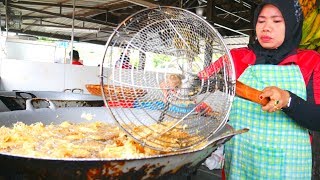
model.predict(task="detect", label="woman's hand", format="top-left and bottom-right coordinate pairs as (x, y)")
top-left (259, 86), bottom-right (291, 112)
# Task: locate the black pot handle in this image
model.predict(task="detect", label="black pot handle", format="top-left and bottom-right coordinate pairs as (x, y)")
top-left (63, 88), bottom-right (83, 93)
top-left (15, 91), bottom-right (37, 99)
top-left (72, 88), bottom-right (83, 94)
top-left (63, 89), bottom-right (72, 93)
top-left (25, 99), bottom-right (57, 111)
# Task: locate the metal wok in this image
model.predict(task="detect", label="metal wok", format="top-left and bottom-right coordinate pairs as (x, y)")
top-left (0, 100), bottom-right (246, 179)
top-left (0, 90), bottom-right (104, 112)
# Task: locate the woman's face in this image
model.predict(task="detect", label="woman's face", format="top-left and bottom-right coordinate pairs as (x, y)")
top-left (255, 4), bottom-right (285, 49)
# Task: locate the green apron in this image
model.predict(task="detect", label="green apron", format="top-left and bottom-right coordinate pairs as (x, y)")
top-left (224, 65), bottom-right (311, 179)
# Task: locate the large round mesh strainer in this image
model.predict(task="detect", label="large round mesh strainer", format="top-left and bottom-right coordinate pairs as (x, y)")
top-left (100, 6), bottom-right (236, 151)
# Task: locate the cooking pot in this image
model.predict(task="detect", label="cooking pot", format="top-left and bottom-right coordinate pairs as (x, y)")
top-left (0, 100), bottom-right (247, 179)
top-left (0, 90), bottom-right (104, 112)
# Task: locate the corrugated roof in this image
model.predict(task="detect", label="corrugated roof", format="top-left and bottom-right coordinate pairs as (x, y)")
top-left (0, 0), bottom-right (261, 45)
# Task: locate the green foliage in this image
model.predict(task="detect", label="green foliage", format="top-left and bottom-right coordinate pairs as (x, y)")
top-left (152, 53), bottom-right (172, 68)
top-left (37, 36), bottom-right (58, 43)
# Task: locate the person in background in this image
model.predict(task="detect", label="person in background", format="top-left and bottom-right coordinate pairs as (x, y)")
top-left (116, 51), bottom-right (132, 69)
top-left (198, 0), bottom-right (320, 179)
top-left (71, 50), bottom-right (83, 65)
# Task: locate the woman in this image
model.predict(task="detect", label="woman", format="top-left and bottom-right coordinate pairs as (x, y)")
top-left (200, 0), bottom-right (320, 179)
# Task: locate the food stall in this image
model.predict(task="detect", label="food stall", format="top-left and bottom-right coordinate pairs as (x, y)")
top-left (0, 0), bottom-right (265, 179)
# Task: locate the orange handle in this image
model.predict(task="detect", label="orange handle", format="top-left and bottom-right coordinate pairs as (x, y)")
top-left (235, 80), bottom-right (270, 106)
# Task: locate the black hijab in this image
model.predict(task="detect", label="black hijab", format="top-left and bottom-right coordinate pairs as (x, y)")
top-left (248, 0), bottom-right (303, 65)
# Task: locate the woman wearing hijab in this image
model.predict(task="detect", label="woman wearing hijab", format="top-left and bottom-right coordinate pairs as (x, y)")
top-left (199, 0), bottom-right (320, 179)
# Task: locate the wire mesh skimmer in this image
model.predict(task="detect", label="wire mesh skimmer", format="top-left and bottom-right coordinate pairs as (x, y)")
top-left (100, 6), bottom-right (236, 152)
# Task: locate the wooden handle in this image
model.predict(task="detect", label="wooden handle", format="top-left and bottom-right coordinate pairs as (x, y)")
top-left (235, 80), bottom-right (270, 106)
